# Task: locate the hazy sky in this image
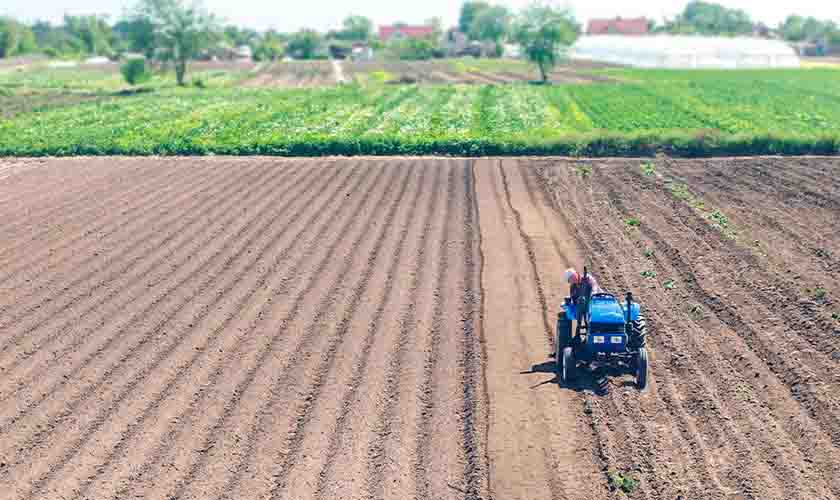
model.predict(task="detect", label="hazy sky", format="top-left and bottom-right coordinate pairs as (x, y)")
top-left (2, 0), bottom-right (838, 32)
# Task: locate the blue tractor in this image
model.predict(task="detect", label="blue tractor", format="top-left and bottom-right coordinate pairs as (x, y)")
top-left (556, 268), bottom-right (649, 389)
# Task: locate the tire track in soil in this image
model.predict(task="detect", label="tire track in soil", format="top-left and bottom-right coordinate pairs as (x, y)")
top-left (0, 159), bottom-right (272, 364)
top-left (535, 160), bottom-right (840, 500)
top-left (600, 169), bottom-right (838, 498)
top-left (533, 161), bottom-right (735, 500)
top-left (581, 168), bottom-right (801, 499)
top-left (145, 162), bottom-right (407, 500)
top-left (6, 161), bottom-right (360, 500)
top-left (0, 162), bottom-right (305, 411)
top-left (67, 161), bottom-right (383, 500)
top-left (0, 161), bottom-right (344, 482)
top-left (605, 169), bottom-right (840, 446)
top-left (475, 159), bottom-right (607, 500)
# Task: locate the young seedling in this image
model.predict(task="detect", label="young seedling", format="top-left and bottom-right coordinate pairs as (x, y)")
top-left (608, 471), bottom-right (639, 494)
top-left (577, 164), bottom-right (592, 178)
top-left (663, 279), bottom-right (676, 290)
top-left (832, 312), bottom-right (840, 321)
top-left (643, 248), bottom-right (654, 258)
top-left (813, 287), bottom-right (827, 301)
top-left (689, 304), bottom-right (703, 319)
top-left (640, 270), bottom-right (657, 279)
top-left (640, 161), bottom-right (656, 177)
top-left (625, 217), bottom-right (641, 227)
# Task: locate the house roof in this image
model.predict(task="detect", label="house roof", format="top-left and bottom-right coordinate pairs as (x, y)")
top-left (379, 25), bottom-right (435, 41)
top-left (587, 17), bottom-right (648, 36)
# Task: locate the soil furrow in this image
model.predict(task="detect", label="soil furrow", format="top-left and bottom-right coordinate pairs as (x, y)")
top-left (7, 162), bottom-right (356, 499)
top-left (67, 162), bottom-right (380, 500)
top-left (0, 161), bottom-right (307, 409)
top-left (150, 163), bottom-right (405, 500)
top-left (0, 159), bottom-right (274, 367)
top-left (0, 158), bottom-right (183, 258)
top-left (0, 163), bottom-right (337, 450)
top-left (310, 161), bottom-right (443, 500)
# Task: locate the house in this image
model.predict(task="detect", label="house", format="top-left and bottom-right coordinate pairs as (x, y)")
top-left (587, 17), bottom-right (649, 36)
top-left (379, 25), bottom-right (435, 42)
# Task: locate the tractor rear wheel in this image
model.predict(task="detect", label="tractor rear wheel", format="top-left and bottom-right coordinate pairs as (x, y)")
top-left (628, 315), bottom-right (647, 348)
top-left (636, 347), bottom-right (649, 390)
top-left (556, 319), bottom-right (572, 357)
top-left (561, 347), bottom-right (575, 383)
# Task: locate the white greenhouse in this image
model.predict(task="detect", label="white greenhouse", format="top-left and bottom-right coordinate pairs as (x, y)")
top-left (569, 35), bottom-right (800, 69)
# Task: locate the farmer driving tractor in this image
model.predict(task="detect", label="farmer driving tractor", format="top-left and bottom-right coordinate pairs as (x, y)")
top-left (563, 267), bottom-right (601, 302)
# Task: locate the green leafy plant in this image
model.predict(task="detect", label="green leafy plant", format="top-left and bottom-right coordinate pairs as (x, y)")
top-left (708, 209), bottom-right (730, 229)
top-left (608, 471), bottom-right (639, 494)
top-left (120, 58), bottom-right (151, 86)
top-left (689, 304), bottom-right (704, 319)
top-left (576, 164), bottom-right (592, 178)
top-left (832, 312), bottom-right (840, 321)
top-left (813, 287), bottom-right (827, 300)
top-left (640, 161), bottom-right (656, 176)
top-left (640, 270), bottom-right (657, 278)
top-left (663, 279), bottom-right (676, 290)
top-left (643, 248), bottom-right (654, 258)
top-left (625, 217), bottom-right (641, 227)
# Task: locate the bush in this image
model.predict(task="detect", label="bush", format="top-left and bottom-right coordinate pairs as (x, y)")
top-left (121, 58), bottom-right (150, 86)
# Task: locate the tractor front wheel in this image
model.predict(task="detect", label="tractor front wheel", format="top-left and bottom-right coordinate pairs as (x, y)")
top-left (556, 318), bottom-right (572, 359)
top-left (636, 347), bottom-right (649, 390)
top-left (561, 347), bottom-right (575, 384)
top-left (628, 315), bottom-right (647, 348)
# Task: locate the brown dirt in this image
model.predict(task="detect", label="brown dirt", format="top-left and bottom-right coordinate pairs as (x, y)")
top-left (0, 156), bottom-right (838, 500)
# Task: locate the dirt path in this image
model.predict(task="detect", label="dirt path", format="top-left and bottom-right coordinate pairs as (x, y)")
top-left (475, 159), bottom-right (608, 500)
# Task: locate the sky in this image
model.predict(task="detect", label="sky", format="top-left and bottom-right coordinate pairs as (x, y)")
top-left (2, 0), bottom-right (839, 33)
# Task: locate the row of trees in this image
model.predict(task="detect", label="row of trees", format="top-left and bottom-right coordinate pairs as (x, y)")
top-left (653, 0), bottom-right (840, 45)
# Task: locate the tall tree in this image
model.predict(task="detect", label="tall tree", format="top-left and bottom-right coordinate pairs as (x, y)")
top-left (661, 1), bottom-right (752, 36)
top-left (339, 15), bottom-right (373, 41)
top-left (113, 18), bottom-right (156, 58)
top-left (469, 5), bottom-right (510, 55)
top-left (287, 29), bottom-right (322, 59)
top-left (513, 2), bottom-right (578, 83)
top-left (459, 1), bottom-right (490, 35)
top-left (134, 0), bottom-right (219, 86)
top-left (0, 18), bottom-right (37, 58)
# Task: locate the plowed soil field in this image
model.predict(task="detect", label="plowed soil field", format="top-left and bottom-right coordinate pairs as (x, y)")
top-left (0, 156), bottom-right (838, 500)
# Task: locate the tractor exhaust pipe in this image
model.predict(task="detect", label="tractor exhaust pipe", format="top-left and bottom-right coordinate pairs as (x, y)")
top-left (625, 292), bottom-right (633, 323)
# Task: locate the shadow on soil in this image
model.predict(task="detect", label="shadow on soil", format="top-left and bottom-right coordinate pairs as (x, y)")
top-left (521, 358), bottom-right (635, 396)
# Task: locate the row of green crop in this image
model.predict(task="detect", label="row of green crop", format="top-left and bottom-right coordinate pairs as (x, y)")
top-left (2, 69), bottom-right (840, 156)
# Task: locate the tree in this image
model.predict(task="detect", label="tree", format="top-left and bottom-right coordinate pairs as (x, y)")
top-left (114, 18), bottom-right (156, 58)
top-left (63, 15), bottom-right (115, 56)
top-left (459, 1), bottom-right (490, 35)
top-left (513, 2), bottom-right (579, 83)
top-left (134, 0), bottom-right (219, 86)
top-left (0, 18), bottom-right (37, 58)
top-left (469, 6), bottom-right (510, 55)
top-left (339, 15), bottom-right (373, 41)
top-left (287, 29), bottom-right (322, 59)
top-left (661, 1), bottom-right (752, 36)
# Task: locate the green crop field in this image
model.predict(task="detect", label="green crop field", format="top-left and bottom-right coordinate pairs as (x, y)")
top-left (1, 65), bottom-right (840, 157)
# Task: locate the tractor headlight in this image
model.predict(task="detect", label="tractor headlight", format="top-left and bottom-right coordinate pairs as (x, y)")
top-left (610, 336), bottom-right (623, 344)
top-left (593, 336), bottom-right (605, 344)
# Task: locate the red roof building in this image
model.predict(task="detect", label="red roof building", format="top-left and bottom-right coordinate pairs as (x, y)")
top-left (379, 25), bottom-right (435, 41)
top-left (587, 17), bottom-right (649, 36)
